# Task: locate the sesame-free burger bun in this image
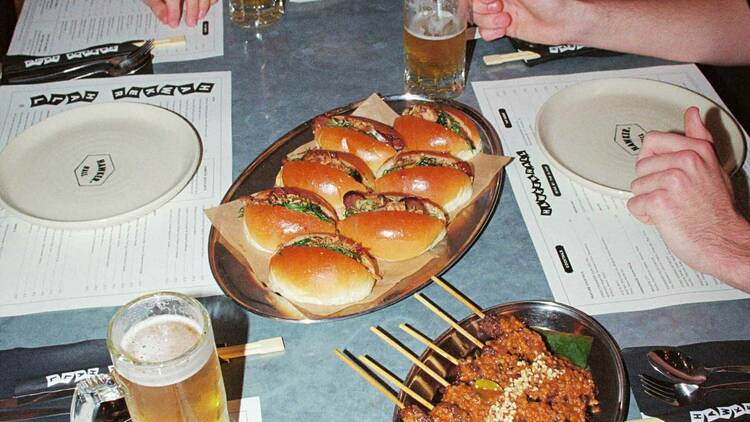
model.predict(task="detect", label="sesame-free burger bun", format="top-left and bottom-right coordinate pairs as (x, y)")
top-left (313, 115), bottom-right (404, 172)
top-left (394, 104), bottom-right (481, 161)
top-left (339, 192), bottom-right (447, 261)
top-left (275, 149), bottom-right (375, 217)
top-left (242, 187), bottom-right (337, 253)
top-left (267, 233), bottom-right (379, 306)
top-left (375, 151), bottom-right (473, 214)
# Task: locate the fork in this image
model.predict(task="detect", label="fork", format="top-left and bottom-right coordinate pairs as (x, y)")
top-left (639, 373), bottom-right (750, 406)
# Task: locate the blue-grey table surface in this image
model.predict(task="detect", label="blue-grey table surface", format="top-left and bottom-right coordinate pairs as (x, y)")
top-left (2, 1), bottom-right (749, 421)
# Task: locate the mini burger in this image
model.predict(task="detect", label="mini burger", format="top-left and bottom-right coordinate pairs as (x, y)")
top-left (241, 187), bottom-right (337, 253)
top-left (375, 151), bottom-right (473, 214)
top-left (394, 103), bottom-right (481, 160)
top-left (268, 233), bottom-right (379, 306)
top-left (276, 149), bottom-right (375, 217)
top-left (339, 191), bottom-right (447, 261)
top-left (312, 114), bottom-right (405, 172)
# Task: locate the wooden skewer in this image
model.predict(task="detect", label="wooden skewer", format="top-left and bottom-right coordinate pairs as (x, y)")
top-left (358, 355), bottom-right (434, 411)
top-left (430, 275), bottom-right (485, 319)
top-left (482, 50), bottom-right (541, 66)
top-left (414, 294), bottom-right (484, 349)
top-left (134, 35), bottom-right (187, 49)
top-left (334, 349), bottom-right (405, 409)
top-left (399, 323), bottom-right (458, 365)
top-left (217, 337), bottom-right (285, 361)
top-left (370, 326), bottom-right (450, 388)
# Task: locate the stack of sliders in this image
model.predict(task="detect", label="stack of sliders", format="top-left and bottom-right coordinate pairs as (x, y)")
top-left (240, 102), bottom-right (482, 307)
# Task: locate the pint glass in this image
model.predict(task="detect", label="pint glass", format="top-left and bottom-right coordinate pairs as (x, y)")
top-left (230, 0), bottom-right (285, 28)
top-left (403, 0), bottom-right (469, 98)
top-left (71, 292), bottom-right (229, 422)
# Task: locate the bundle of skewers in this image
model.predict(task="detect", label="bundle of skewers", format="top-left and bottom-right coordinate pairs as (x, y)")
top-left (335, 276), bottom-right (600, 422)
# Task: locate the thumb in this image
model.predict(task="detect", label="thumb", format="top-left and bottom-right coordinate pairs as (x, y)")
top-left (684, 106), bottom-right (713, 143)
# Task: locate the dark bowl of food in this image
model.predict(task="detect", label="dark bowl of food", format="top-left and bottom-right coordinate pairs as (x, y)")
top-left (393, 300), bottom-right (628, 421)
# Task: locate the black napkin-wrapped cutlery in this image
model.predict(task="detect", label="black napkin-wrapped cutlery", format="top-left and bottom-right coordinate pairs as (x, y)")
top-left (1, 39), bottom-right (153, 85)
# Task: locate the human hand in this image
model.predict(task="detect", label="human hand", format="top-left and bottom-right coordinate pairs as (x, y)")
top-left (627, 107), bottom-right (745, 279)
top-left (470, 0), bottom-right (577, 45)
top-left (143, 0), bottom-right (218, 28)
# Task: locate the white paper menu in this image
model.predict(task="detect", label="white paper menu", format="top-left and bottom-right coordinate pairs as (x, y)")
top-left (229, 396), bottom-right (263, 422)
top-left (8, 0), bottom-right (224, 63)
top-left (0, 72), bottom-right (232, 317)
top-left (473, 64), bottom-right (750, 315)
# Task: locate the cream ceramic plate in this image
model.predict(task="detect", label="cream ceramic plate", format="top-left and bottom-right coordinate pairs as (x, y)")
top-left (536, 78), bottom-right (746, 198)
top-left (0, 103), bottom-right (202, 229)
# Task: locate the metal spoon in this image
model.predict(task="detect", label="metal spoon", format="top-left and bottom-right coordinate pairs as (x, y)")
top-left (647, 348), bottom-right (750, 384)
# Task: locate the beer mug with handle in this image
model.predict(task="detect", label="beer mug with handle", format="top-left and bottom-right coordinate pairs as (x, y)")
top-left (70, 292), bottom-right (229, 422)
top-left (403, 0), bottom-right (469, 98)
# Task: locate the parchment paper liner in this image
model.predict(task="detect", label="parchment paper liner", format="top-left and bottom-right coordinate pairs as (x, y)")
top-left (205, 94), bottom-right (511, 318)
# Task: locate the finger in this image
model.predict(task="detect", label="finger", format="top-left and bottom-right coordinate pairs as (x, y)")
top-left (634, 149), bottom-right (707, 178)
top-left (473, 11), bottom-right (511, 33)
top-left (479, 27), bottom-right (506, 41)
top-left (639, 131), bottom-right (715, 162)
top-left (184, 0), bottom-right (199, 26)
top-left (198, 0), bottom-right (210, 20)
top-left (165, 0), bottom-right (182, 27)
top-left (626, 194), bottom-right (655, 225)
top-left (684, 106), bottom-right (713, 143)
top-left (143, 0), bottom-right (168, 23)
top-left (472, 0), bottom-right (502, 15)
top-left (630, 168), bottom-right (689, 198)
top-left (210, 0), bottom-right (218, 4)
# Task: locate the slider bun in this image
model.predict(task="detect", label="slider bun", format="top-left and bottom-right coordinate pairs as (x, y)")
top-left (267, 234), bottom-right (377, 306)
top-left (339, 210), bottom-right (447, 261)
top-left (242, 189), bottom-right (337, 253)
top-left (394, 114), bottom-right (480, 161)
top-left (276, 151), bottom-right (375, 217)
top-left (315, 126), bottom-right (397, 172)
top-left (442, 105), bottom-right (481, 150)
top-left (375, 166), bottom-right (472, 214)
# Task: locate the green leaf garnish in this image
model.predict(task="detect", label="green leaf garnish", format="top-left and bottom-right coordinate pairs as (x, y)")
top-left (282, 202), bottom-right (333, 223)
top-left (290, 238), bottom-right (358, 261)
top-left (535, 328), bottom-right (593, 368)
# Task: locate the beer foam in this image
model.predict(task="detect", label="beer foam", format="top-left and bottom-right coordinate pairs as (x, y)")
top-left (116, 315), bottom-right (213, 387)
top-left (406, 10), bottom-right (464, 39)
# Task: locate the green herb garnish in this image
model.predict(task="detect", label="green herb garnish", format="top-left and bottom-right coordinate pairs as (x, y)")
top-left (436, 111), bottom-right (450, 127)
top-left (291, 238), bottom-right (358, 261)
top-left (282, 202), bottom-right (333, 223)
top-left (449, 121), bottom-right (462, 135)
top-left (326, 118), bottom-right (353, 128)
top-left (416, 156), bottom-right (440, 167)
top-left (535, 328), bottom-right (593, 368)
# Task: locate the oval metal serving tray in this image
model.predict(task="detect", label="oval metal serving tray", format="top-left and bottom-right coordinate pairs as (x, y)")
top-left (392, 301), bottom-right (629, 421)
top-left (208, 94), bottom-right (504, 321)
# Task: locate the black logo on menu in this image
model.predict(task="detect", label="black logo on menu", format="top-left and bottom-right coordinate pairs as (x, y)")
top-left (75, 154), bottom-right (115, 187)
top-left (541, 164), bottom-right (561, 197)
top-left (111, 82), bottom-right (214, 100)
top-left (614, 123), bottom-right (646, 155)
top-left (517, 150), bottom-right (551, 216)
top-left (202, 21), bottom-right (210, 35)
top-left (690, 403), bottom-right (750, 421)
top-left (30, 91), bottom-right (99, 107)
top-left (498, 108), bottom-right (512, 128)
top-left (555, 245), bottom-right (573, 273)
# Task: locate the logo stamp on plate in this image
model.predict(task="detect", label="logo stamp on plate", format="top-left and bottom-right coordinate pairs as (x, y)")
top-left (75, 154), bottom-right (115, 186)
top-left (613, 123), bottom-right (646, 155)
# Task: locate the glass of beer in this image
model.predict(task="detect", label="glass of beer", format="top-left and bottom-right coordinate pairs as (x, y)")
top-left (71, 292), bottom-right (229, 422)
top-left (230, 0), bottom-right (285, 28)
top-left (403, 0), bottom-right (469, 98)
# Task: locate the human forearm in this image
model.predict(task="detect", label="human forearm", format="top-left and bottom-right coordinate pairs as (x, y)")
top-left (571, 0), bottom-right (750, 65)
top-left (708, 215), bottom-right (750, 291)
